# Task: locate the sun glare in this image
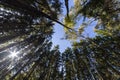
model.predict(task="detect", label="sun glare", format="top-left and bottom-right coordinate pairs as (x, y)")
top-left (9, 51), bottom-right (19, 58)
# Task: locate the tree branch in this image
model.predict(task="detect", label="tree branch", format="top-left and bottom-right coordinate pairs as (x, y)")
top-left (0, 0), bottom-right (74, 32)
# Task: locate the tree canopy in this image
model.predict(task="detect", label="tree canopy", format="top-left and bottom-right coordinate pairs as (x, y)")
top-left (0, 0), bottom-right (120, 80)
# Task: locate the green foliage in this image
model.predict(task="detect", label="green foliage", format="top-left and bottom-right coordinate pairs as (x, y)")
top-left (0, 0), bottom-right (120, 80)
top-left (0, 0), bottom-right (62, 79)
top-left (63, 0), bottom-right (120, 40)
top-left (71, 35), bottom-right (120, 79)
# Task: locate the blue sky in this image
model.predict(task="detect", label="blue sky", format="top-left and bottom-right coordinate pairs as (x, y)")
top-left (52, 0), bottom-right (73, 52)
top-left (52, 23), bottom-right (72, 52)
top-left (52, 0), bottom-right (96, 52)
top-left (52, 21), bottom-right (96, 52)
